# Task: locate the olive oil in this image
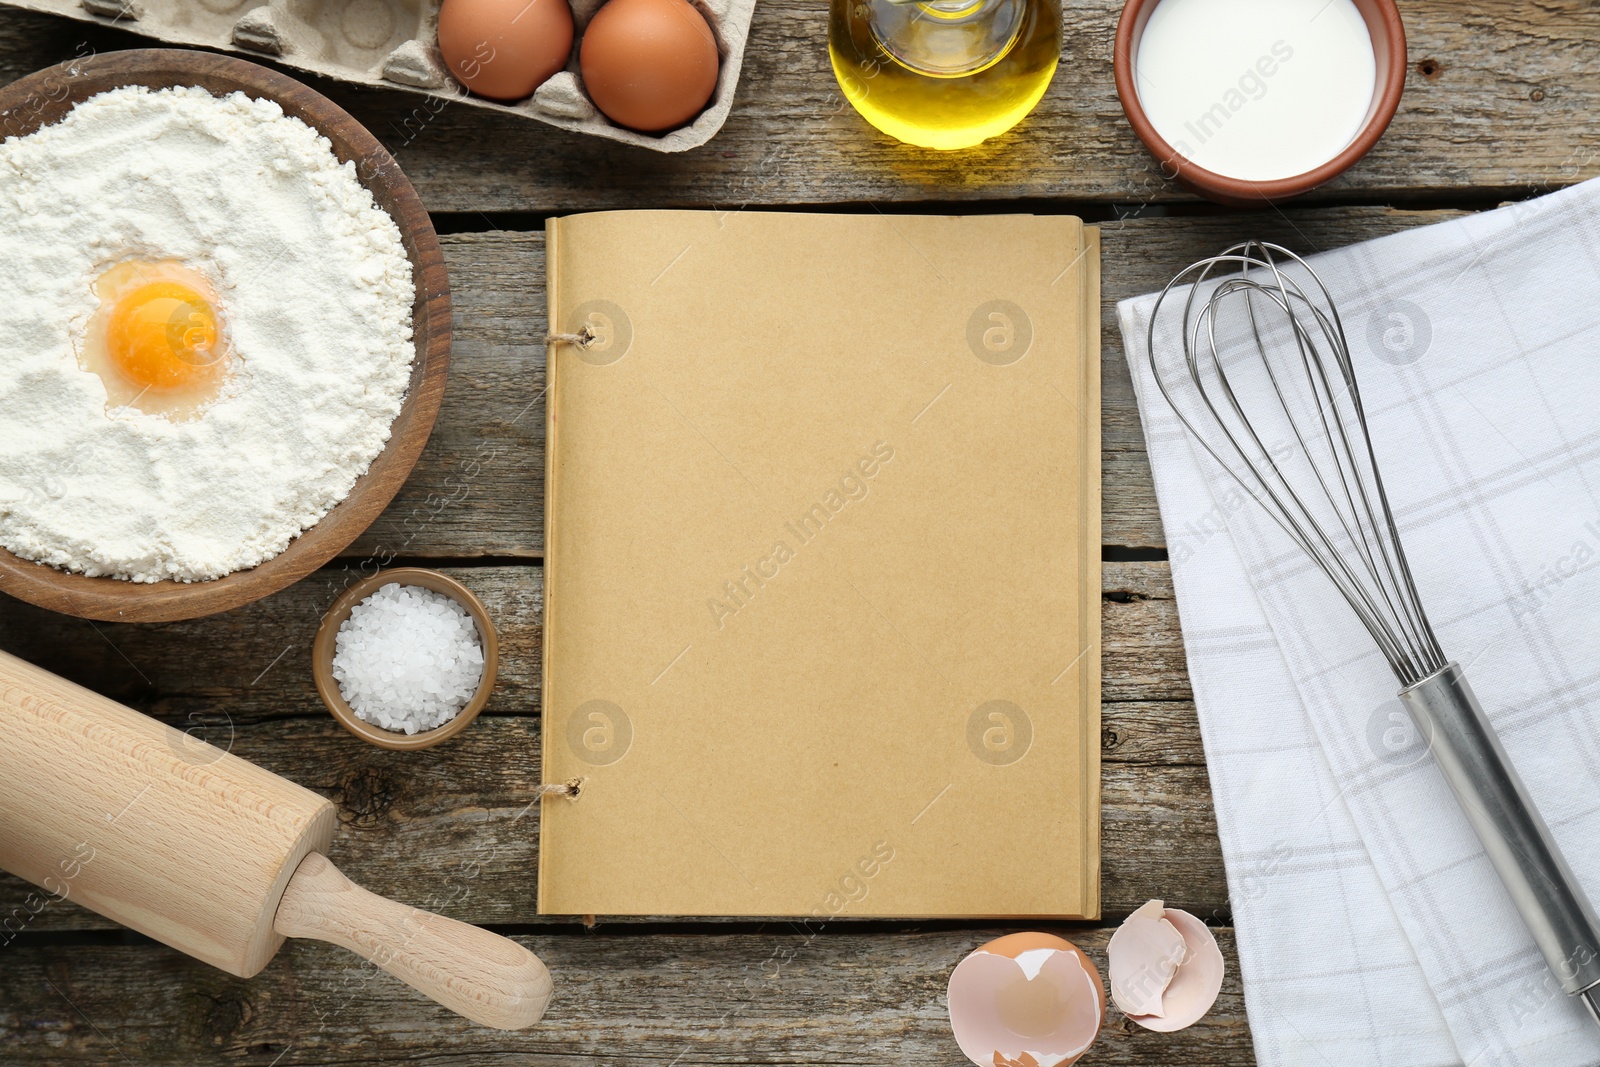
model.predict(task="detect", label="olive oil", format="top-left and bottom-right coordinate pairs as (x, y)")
top-left (829, 0), bottom-right (1061, 150)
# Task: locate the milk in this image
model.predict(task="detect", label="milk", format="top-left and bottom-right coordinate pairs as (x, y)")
top-left (1135, 0), bottom-right (1377, 182)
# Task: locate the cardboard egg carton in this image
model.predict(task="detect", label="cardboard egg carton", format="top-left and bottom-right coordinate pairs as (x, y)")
top-left (1, 0), bottom-right (754, 151)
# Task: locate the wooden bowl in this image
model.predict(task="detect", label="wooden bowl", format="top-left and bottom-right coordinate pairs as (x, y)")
top-left (0, 49), bottom-right (450, 622)
top-left (1113, 0), bottom-right (1407, 206)
top-left (312, 569), bottom-right (498, 751)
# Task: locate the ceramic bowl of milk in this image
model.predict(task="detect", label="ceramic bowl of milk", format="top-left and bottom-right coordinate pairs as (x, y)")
top-left (1114, 0), bottom-right (1406, 204)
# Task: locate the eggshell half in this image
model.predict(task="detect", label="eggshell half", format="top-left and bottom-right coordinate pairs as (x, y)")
top-left (948, 932), bottom-right (1106, 1067)
top-left (1107, 901), bottom-right (1225, 1032)
top-left (1107, 899), bottom-right (1187, 1018)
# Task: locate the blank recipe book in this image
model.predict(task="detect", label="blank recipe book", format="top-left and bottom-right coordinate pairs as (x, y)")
top-left (541, 211), bottom-right (1101, 919)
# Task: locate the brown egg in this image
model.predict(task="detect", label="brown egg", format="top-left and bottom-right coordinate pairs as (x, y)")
top-left (438, 0), bottom-right (575, 102)
top-left (579, 0), bottom-right (719, 132)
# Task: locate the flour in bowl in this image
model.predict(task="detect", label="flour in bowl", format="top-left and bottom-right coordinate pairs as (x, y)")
top-left (0, 85), bottom-right (415, 582)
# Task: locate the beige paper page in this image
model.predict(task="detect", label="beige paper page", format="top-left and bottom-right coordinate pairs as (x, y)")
top-left (542, 211), bottom-right (1099, 918)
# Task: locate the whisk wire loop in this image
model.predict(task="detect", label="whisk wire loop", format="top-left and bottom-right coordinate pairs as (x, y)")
top-left (1147, 241), bottom-right (1447, 686)
top-left (1148, 241), bottom-right (1600, 1025)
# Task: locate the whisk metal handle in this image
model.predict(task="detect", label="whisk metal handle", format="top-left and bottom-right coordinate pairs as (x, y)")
top-left (1401, 663), bottom-right (1600, 1014)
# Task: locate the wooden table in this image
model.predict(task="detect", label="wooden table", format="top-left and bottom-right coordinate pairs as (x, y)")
top-left (0, 3), bottom-right (1590, 1063)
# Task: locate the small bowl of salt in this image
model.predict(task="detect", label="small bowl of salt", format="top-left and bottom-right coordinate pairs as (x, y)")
top-left (313, 568), bottom-right (499, 750)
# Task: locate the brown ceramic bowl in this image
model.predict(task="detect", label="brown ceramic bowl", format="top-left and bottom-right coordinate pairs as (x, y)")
top-left (1114, 0), bottom-right (1407, 206)
top-left (313, 568), bottom-right (498, 751)
top-left (0, 49), bottom-right (450, 622)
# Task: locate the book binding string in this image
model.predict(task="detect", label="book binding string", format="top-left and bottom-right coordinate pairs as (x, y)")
top-left (544, 328), bottom-right (596, 348)
top-left (539, 329), bottom-right (589, 800)
top-left (537, 329), bottom-right (587, 801)
top-left (537, 779), bottom-right (584, 800)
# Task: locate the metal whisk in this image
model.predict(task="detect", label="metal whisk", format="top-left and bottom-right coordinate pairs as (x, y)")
top-left (1147, 240), bottom-right (1600, 1028)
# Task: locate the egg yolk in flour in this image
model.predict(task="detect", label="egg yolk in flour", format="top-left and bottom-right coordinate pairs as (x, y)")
top-left (79, 261), bottom-right (232, 419)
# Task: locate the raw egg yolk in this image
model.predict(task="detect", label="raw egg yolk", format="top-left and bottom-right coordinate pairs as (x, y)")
top-left (80, 260), bottom-right (233, 421)
top-left (106, 281), bottom-right (221, 391)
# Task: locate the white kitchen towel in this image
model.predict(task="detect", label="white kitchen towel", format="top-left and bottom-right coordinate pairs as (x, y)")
top-left (1119, 177), bottom-right (1600, 1067)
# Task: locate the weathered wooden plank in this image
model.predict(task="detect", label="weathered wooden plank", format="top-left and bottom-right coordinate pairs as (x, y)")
top-left (352, 207), bottom-right (1467, 558)
top-left (0, 1), bottom-right (1588, 213)
top-left (0, 717), bottom-right (1224, 932)
top-left (1102, 560), bottom-right (1188, 701)
top-left (0, 927), bottom-right (1254, 1066)
top-left (0, 562), bottom-right (1187, 717)
top-left (349, 231), bottom-right (548, 560)
top-left (1102, 699), bottom-right (1203, 766)
top-left (0, 561), bottom-right (1222, 930)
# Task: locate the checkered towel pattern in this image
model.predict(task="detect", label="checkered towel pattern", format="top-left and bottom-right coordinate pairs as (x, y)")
top-left (1119, 178), bottom-right (1600, 1067)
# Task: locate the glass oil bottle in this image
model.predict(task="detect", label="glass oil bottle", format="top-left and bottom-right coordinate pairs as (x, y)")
top-left (829, 0), bottom-right (1061, 150)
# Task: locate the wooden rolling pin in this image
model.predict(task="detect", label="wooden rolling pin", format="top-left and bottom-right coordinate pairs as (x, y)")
top-left (0, 648), bottom-right (551, 1030)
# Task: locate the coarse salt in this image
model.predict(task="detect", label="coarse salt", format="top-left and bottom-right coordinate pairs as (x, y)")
top-left (332, 583), bottom-right (487, 735)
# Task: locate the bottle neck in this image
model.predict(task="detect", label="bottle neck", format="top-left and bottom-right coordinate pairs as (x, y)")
top-left (866, 0), bottom-right (1027, 78)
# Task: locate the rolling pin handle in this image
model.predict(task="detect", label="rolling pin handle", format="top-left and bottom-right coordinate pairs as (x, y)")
top-left (273, 852), bottom-right (552, 1030)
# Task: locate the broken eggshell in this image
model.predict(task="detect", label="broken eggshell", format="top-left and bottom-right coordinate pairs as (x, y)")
top-left (947, 931), bottom-right (1105, 1067)
top-left (1107, 899), bottom-right (1225, 1032)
